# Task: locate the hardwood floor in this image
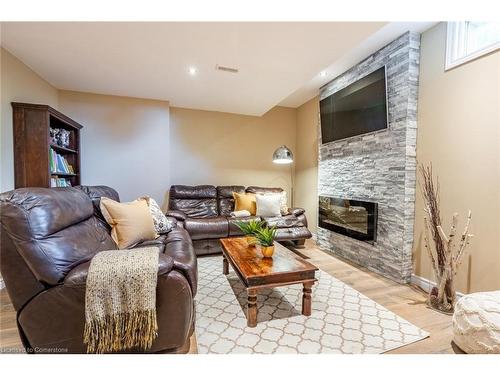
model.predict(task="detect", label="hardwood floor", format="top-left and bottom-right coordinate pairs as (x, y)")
top-left (0, 239), bottom-right (456, 354)
top-left (0, 287), bottom-right (23, 353)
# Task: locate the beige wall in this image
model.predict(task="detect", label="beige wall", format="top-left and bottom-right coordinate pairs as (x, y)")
top-left (295, 96), bottom-right (319, 234)
top-left (413, 23), bottom-right (500, 292)
top-left (4, 24), bottom-right (499, 293)
top-left (58, 91), bottom-right (171, 205)
top-left (1, 48), bottom-right (59, 192)
top-left (169, 106), bottom-right (296, 205)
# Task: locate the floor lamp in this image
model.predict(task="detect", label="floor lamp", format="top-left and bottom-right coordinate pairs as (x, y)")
top-left (272, 145), bottom-right (294, 207)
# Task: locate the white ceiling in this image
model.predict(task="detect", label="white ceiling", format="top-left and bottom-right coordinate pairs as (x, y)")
top-left (279, 22), bottom-right (437, 107)
top-left (0, 22), bottom-right (435, 116)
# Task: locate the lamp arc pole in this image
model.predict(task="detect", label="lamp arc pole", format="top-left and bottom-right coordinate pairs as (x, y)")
top-left (272, 145), bottom-right (294, 207)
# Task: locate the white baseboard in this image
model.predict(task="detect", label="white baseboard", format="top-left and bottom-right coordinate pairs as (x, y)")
top-left (411, 274), bottom-right (464, 298)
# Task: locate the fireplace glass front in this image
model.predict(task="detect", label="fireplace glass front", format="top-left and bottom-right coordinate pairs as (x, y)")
top-left (318, 196), bottom-right (378, 242)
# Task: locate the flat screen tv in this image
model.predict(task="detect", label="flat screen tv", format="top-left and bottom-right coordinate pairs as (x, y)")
top-left (320, 66), bottom-right (388, 143)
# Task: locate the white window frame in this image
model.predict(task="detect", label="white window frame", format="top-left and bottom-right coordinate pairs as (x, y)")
top-left (445, 22), bottom-right (500, 70)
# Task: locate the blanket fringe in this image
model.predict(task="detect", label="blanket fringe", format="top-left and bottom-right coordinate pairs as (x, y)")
top-left (84, 309), bottom-right (158, 353)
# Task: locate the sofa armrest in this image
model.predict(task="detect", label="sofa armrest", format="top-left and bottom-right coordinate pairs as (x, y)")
top-left (166, 210), bottom-right (187, 222)
top-left (288, 207), bottom-right (306, 217)
top-left (64, 253), bottom-right (175, 287)
top-left (30, 253), bottom-right (191, 353)
top-left (163, 227), bottom-right (197, 296)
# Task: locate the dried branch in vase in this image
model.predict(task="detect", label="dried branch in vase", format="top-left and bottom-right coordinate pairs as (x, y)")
top-left (419, 164), bottom-right (473, 314)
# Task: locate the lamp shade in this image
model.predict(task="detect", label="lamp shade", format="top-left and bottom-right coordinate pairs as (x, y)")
top-left (272, 145), bottom-right (293, 164)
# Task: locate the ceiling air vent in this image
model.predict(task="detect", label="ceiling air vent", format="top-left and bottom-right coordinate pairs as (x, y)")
top-left (216, 65), bottom-right (239, 73)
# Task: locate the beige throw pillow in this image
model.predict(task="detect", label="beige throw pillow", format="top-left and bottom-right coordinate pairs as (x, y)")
top-left (100, 197), bottom-right (157, 249)
top-left (233, 192), bottom-right (257, 215)
top-left (255, 194), bottom-right (282, 217)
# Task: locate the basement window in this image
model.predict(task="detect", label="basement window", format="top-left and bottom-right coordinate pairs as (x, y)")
top-left (445, 21), bottom-right (500, 70)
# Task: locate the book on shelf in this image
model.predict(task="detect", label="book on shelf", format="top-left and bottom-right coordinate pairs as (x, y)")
top-left (49, 148), bottom-right (56, 172)
top-left (49, 149), bottom-right (75, 174)
top-left (50, 177), bottom-right (72, 188)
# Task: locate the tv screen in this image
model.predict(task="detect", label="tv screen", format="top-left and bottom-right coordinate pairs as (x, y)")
top-left (320, 66), bottom-right (388, 143)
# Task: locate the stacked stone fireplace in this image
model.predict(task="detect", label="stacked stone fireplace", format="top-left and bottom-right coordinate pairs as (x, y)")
top-left (317, 32), bottom-right (420, 283)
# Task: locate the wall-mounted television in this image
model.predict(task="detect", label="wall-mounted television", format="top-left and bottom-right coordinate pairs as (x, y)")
top-left (320, 66), bottom-right (388, 144)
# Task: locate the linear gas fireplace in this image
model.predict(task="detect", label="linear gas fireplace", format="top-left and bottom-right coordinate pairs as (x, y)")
top-left (318, 196), bottom-right (378, 242)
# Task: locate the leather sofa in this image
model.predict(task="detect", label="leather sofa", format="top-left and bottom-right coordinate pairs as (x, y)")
top-left (167, 185), bottom-right (312, 255)
top-left (0, 186), bottom-right (197, 353)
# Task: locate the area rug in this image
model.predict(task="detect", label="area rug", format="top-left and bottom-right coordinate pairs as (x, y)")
top-left (195, 256), bottom-right (429, 354)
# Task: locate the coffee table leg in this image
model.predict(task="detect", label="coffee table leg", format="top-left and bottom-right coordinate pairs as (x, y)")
top-left (223, 256), bottom-right (229, 275)
top-left (247, 289), bottom-right (258, 327)
top-left (302, 281), bottom-right (313, 316)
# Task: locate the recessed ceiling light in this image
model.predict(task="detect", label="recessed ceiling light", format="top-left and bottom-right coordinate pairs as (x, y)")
top-left (319, 71), bottom-right (327, 77)
top-left (188, 66), bottom-right (197, 76)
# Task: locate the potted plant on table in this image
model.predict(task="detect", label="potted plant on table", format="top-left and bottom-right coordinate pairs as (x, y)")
top-left (255, 225), bottom-right (277, 258)
top-left (234, 219), bottom-right (264, 246)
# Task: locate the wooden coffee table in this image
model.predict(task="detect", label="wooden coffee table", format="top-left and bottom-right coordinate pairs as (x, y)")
top-left (220, 237), bottom-right (318, 327)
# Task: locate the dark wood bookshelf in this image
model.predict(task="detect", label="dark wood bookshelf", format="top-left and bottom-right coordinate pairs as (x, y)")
top-left (12, 102), bottom-right (83, 188)
top-left (51, 173), bottom-right (79, 177)
top-left (50, 144), bottom-right (78, 154)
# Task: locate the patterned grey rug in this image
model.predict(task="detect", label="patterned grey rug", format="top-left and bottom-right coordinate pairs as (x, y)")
top-left (195, 256), bottom-right (429, 354)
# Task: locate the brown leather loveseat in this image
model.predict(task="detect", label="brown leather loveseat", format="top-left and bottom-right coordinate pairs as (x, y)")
top-left (0, 186), bottom-right (196, 353)
top-left (167, 185), bottom-right (312, 255)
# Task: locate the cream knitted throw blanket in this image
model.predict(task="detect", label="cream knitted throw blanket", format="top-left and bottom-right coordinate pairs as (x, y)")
top-left (83, 247), bottom-right (159, 353)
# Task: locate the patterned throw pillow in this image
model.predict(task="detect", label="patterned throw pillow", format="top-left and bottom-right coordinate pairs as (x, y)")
top-left (138, 196), bottom-right (174, 234)
top-left (278, 191), bottom-right (288, 215)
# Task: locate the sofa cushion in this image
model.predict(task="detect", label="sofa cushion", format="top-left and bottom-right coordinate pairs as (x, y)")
top-left (184, 217), bottom-right (229, 240)
top-left (170, 185), bottom-right (217, 199)
top-left (169, 185), bottom-right (218, 218)
top-left (192, 239), bottom-right (222, 256)
top-left (288, 207), bottom-right (305, 216)
top-left (64, 252), bottom-right (175, 287)
top-left (227, 216), bottom-right (262, 236)
top-left (77, 185), bottom-right (120, 226)
top-left (135, 234), bottom-right (168, 252)
top-left (2, 187), bottom-right (94, 238)
top-left (274, 227), bottom-right (312, 241)
top-left (263, 214), bottom-right (305, 228)
top-left (217, 185), bottom-right (245, 216)
top-left (246, 186), bottom-right (283, 195)
top-left (0, 188), bottom-right (117, 285)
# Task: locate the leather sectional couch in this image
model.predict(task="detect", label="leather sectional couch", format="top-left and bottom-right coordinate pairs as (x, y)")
top-left (0, 186), bottom-right (196, 353)
top-left (167, 185), bottom-right (312, 255)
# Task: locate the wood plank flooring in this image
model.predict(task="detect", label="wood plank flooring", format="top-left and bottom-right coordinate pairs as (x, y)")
top-left (0, 239), bottom-right (456, 354)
